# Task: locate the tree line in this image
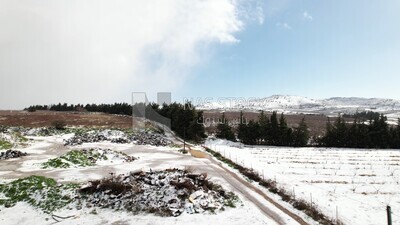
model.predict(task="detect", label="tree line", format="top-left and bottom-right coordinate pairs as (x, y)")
top-left (342, 111), bottom-right (381, 122)
top-left (216, 110), bottom-right (400, 149)
top-left (216, 111), bottom-right (310, 147)
top-left (318, 114), bottom-right (400, 149)
top-left (25, 103), bottom-right (132, 115)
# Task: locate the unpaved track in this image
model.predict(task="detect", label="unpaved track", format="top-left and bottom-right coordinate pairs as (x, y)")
top-left (201, 158), bottom-right (286, 224)
top-left (205, 155), bottom-right (309, 225)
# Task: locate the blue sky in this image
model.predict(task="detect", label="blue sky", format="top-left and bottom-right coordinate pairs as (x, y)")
top-left (1, 1), bottom-right (399, 109)
top-left (177, 0), bottom-right (400, 102)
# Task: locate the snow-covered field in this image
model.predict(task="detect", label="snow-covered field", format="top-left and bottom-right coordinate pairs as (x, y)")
top-left (205, 139), bottom-right (400, 225)
top-left (0, 132), bottom-right (285, 225)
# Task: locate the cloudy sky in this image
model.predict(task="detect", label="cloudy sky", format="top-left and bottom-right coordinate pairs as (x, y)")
top-left (1, 0), bottom-right (399, 109)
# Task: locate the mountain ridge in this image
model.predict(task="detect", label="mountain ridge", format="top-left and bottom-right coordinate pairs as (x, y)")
top-left (196, 95), bottom-right (400, 115)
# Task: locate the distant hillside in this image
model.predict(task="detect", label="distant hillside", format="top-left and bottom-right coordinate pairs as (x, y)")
top-left (197, 95), bottom-right (400, 115)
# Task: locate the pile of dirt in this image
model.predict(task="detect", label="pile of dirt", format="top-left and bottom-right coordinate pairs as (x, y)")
top-left (63, 133), bottom-right (108, 145)
top-left (77, 169), bottom-right (238, 217)
top-left (0, 150), bottom-right (28, 160)
top-left (131, 131), bottom-right (172, 146)
top-left (64, 130), bottom-right (172, 146)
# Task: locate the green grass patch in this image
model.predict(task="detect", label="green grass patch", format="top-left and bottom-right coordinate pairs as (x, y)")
top-left (0, 139), bottom-right (12, 150)
top-left (0, 176), bottom-right (78, 212)
top-left (42, 150), bottom-right (106, 168)
top-left (12, 132), bottom-right (28, 143)
top-left (223, 194), bottom-right (240, 208)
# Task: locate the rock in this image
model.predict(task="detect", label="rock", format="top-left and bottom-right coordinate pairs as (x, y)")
top-left (190, 190), bottom-right (204, 200)
top-left (184, 202), bottom-right (195, 214)
top-left (0, 150), bottom-right (28, 160)
top-left (199, 199), bottom-right (209, 207)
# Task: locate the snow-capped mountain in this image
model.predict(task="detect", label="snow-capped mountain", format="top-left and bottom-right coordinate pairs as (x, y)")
top-left (196, 95), bottom-right (400, 115)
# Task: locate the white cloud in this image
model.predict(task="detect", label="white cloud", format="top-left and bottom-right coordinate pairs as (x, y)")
top-left (235, 0), bottom-right (265, 25)
top-left (256, 4), bottom-right (265, 25)
top-left (0, 0), bottom-right (259, 109)
top-left (276, 22), bottom-right (292, 30)
top-left (303, 11), bottom-right (313, 21)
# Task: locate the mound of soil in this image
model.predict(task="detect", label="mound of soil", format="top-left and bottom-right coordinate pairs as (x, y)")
top-left (64, 130), bottom-right (171, 146)
top-left (77, 169), bottom-right (238, 216)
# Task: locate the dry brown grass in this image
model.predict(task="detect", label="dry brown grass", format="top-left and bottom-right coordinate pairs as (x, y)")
top-left (0, 110), bottom-right (135, 128)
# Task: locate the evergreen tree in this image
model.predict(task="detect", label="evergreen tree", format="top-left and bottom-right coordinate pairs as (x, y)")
top-left (237, 111), bottom-right (247, 142)
top-left (247, 120), bottom-right (260, 145)
top-left (216, 113), bottom-right (236, 141)
top-left (319, 113), bottom-right (398, 149)
top-left (293, 117), bottom-right (310, 147)
top-left (394, 119), bottom-right (400, 148)
top-left (268, 111), bottom-right (280, 145)
top-left (368, 114), bottom-right (388, 148)
top-left (258, 111), bottom-right (270, 145)
top-left (278, 113), bottom-right (292, 146)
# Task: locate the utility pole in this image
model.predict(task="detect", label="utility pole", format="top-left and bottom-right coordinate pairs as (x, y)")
top-left (387, 205), bottom-right (392, 225)
top-left (336, 206), bottom-right (338, 224)
top-left (183, 127), bottom-right (186, 151)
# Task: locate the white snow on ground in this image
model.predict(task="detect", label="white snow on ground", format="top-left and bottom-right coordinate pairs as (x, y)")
top-left (205, 138), bottom-right (400, 225)
top-left (0, 135), bottom-right (286, 225)
top-left (0, 200), bottom-right (274, 225)
top-left (386, 112), bottom-right (400, 125)
top-left (0, 202), bottom-right (49, 225)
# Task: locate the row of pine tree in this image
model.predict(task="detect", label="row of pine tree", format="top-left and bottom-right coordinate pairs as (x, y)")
top-left (26, 103), bottom-right (132, 115)
top-left (318, 114), bottom-right (400, 149)
top-left (216, 111), bottom-right (310, 147)
top-left (217, 111), bottom-right (400, 149)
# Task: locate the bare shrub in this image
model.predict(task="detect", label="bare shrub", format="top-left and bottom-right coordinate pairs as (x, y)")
top-left (170, 179), bottom-right (196, 192)
top-left (80, 178), bottom-right (131, 195)
top-left (52, 120), bottom-right (66, 130)
top-left (183, 166), bottom-right (195, 173)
